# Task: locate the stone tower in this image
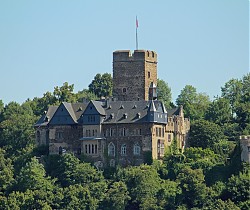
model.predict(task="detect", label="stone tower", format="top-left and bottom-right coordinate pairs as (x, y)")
top-left (113, 50), bottom-right (157, 101)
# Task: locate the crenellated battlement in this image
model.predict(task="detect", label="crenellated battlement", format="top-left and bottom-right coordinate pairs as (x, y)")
top-left (113, 50), bottom-right (157, 63)
top-left (239, 135), bottom-right (250, 141)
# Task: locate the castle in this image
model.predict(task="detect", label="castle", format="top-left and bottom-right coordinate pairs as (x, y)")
top-left (35, 50), bottom-right (190, 167)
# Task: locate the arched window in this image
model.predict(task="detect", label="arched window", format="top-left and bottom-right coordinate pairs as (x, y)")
top-left (123, 88), bottom-right (127, 93)
top-left (133, 143), bottom-right (140, 155)
top-left (121, 144), bottom-right (127, 156)
top-left (108, 142), bottom-right (115, 156)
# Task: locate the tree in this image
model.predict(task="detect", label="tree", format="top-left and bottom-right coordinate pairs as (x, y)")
top-left (176, 85), bottom-right (210, 120)
top-left (45, 154), bottom-right (104, 187)
top-left (15, 157), bottom-right (55, 192)
top-left (88, 73), bottom-right (113, 98)
top-left (117, 165), bottom-right (162, 209)
top-left (188, 119), bottom-right (225, 149)
top-left (61, 184), bottom-right (98, 210)
top-left (157, 79), bottom-right (172, 109)
top-left (101, 181), bottom-right (130, 210)
top-left (77, 89), bottom-right (98, 102)
top-left (0, 102), bottom-right (36, 159)
top-left (205, 97), bottom-right (232, 125)
top-left (177, 166), bottom-right (208, 208)
top-left (224, 167), bottom-right (250, 208)
top-left (156, 179), bottom-right (181, 209)
top-left (221, 78), bottom-right (243, 115)
top-left (184, 147), bottom-right (222, 173)
top-left (0, 149), bottom-right (14, 192)
top-left (53, 82), bottom-right (77, 103)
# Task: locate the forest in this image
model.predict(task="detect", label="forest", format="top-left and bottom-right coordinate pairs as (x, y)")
top-left (0, 73), bottom-right (249, 210)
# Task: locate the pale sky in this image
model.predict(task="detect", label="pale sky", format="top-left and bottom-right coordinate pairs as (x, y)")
top-left (0, 0), bottom-right (249, 105)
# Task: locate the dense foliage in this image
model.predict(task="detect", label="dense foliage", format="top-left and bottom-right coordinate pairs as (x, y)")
top-left (0, 73), bottom-right (249, 209)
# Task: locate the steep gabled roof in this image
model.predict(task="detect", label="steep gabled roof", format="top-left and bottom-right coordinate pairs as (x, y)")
top-left (34, 105), bottom-right (58, 127)
top-left (63, 102), bottom-right (77, 123)
top-left (91, 100), bottom-right (106, 115)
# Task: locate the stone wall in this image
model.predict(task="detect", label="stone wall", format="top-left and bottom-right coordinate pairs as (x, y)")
top-left (113, 50), bottom-right (157, 101)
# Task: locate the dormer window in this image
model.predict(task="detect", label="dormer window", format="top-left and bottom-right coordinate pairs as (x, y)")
top-left (120, 105), bottom-right (124, 109)
top-left (137, 113), bottom-right (141, 118)
top-left (133, 105), bottom-right (137, 109)
top-left (123, 113), bottom-right (128, 119)
top-left (110, 113), bottom-right (114, 119)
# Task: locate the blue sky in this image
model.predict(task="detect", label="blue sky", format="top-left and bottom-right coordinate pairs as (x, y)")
top-left (0, 0), bottom-right (249, 105)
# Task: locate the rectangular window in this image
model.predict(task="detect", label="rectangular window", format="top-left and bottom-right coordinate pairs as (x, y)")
top-left (57, 132), bottom-right (63, 139)
top-left (95, 144), bottom-right (98, 154)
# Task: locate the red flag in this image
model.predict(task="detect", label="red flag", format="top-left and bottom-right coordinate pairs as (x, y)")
top-left (136, 17), bottom-right (138, 28)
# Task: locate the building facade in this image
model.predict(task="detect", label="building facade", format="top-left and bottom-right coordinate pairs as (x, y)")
top-left (34, 50), bottom-right (190, 167)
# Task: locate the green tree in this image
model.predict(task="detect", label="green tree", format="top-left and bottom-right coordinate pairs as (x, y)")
top-left (156, 179), bottom-right (181, 209)
top-left (117, 165), bottom-right (161, 209)
top-left (0, 149), bottom-right (14, 192)
top-left (176, 85), bottom-right (210, 120)
top-left (88, 73), bottom-right (113, 98)
top-left (53, 82), bottom-right (77, 103)
top-left (77, 89), bottom-right (98, 102)
top-left (221, 78), bottom-right (243, 115)
top-left (188, 119), bottom-right (225, 149)
top-left (157, 79), bottom-right (172, 109)
top-left (224, 167), bottom-right (250, 208)
top-left (28, 91), bottom-right (56, 116)
top-left (46, 154), bottom-right (103, 187)
top-left (101, 181), bottom-right (130, 210)
top-left (62, 184), bottom-right (98, 210)
top-left (205, 97), bottom-right (232, 125)
top-left (177, 166), bottom-right (208, 208)
top-left (184, 147), bottom-right (222, 173)
top-left (0, 102), bottom-right (36, 161)
top-left (15, 157), bottom-right (55, 192)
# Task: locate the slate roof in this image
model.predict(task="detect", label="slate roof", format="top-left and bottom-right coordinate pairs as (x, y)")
top-left (167, 107), bottom-right (180, 117)
top-left (67, 102), bottom-right (88, 121)
top-left (34, 100), bottom-right (168, 126)
top-left (34, 105), bottom-right (58, 127)
top-left (91, 100), bottom-right (106, 115)
top-left (103, 100), bottom-right (166, 124)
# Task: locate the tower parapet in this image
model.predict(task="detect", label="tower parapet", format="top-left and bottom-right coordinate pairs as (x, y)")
top-left (113, 50), bottom-right (157, 101)
top-left (113, 50), bottom-right (157, 63)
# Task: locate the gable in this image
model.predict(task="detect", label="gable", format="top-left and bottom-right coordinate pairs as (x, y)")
top-left (49, 103), bottom-right (77, 125)
top-left (80, 101), bottom-right (105, 125)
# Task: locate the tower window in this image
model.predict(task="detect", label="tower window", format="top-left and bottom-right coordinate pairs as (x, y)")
top-left (122, 88), bottom-right (127, 93)
top-left (148, 71), bottom-right (150, 78)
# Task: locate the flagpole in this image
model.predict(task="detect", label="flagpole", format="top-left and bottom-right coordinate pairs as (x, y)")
top-left (136, 16), bottom-right (138, 50)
